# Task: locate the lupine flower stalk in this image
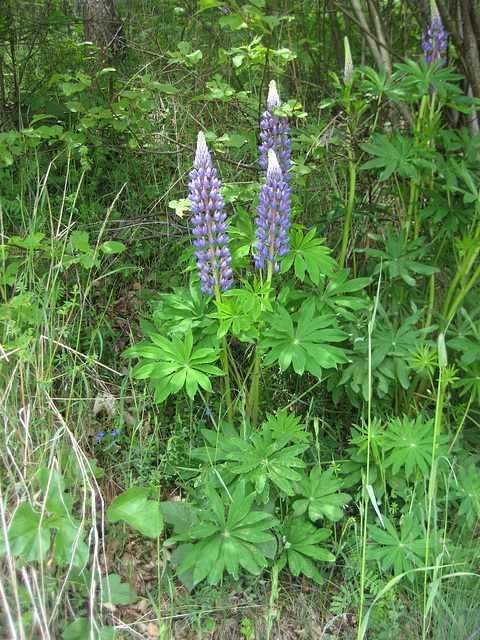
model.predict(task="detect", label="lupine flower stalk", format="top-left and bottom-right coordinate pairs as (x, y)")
top-left (422, 0), bottom-right (448, 69)
top-left (254, 149), bottom-right (291, 273)
top-left (188, 132), bottom-right (233, 295)
top-left (256, 81), bottom-right (292, 275)
top-left (343, 37), bottom-right (354, 86)
top-left (258, 80), bottom-right (292, 185)
top-left (339, 39), bottom-right (357, 269)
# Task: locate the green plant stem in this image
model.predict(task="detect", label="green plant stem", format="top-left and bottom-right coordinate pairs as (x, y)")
top-left (423, 360), bottom-right (446, 640)
top-left (214, 286), bottom-right (234, 426)
top-left (357, 273), bottom-right (381, 640)
top-left (339, 136), bottom-right (356, 270)
top-left (247, 262), bottom-right (274, 427)
top-left (404, 95), bottom-right (428, 239)
top-left (424, 272), bottom-right (435, 332)
top-left (443, 255), bottom-right (480, 323)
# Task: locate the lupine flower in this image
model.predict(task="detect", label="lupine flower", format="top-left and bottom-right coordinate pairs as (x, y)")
top-left (188, 132), bottom-right (233, 295)
top-left (258, 80), bottom-right (292, 184)
top-left (96, 431), bottom-right (105, 441)
top-left (422, 2), bottom-right (448, 69)
top-left (343, 37), bottom-right (354, 85)
top-left (111, 428), bottom-right (120, 438)
top-left (256, 81), bottom-right (292, 273)
top-left (254, 149), bottom-right (291, 272)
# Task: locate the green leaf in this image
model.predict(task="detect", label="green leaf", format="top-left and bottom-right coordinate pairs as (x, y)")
top-left (261, 299), bottom-right (349, 379)
top-left (360, 131), bottom-right (417, 181)
top-left (62, 618), bottom-right (117, 640)
top-left (106, 488), bottom-right (163, 538)
top-left (281, 229), bottom-right (337, 283)
top-left (123, 328), bottom-right (222, 403)
top-left (100, 573), bottom-right (139, 605)
top-left (100, 241), bottom-right (126, 254)
top-left (293, 466), bottom-right (351, 522)
top-left (0, 502), bottom-right (52, 562)
top-left (53, 518), bottom-right (89, 567)
top-left (367, 514), bottom-right (426, 581)
top-left (38, 466), bottom-right (73, 517)
top-left (279, 516), bottom-right (334, 584)
top-left (173, 480), bottom-right (275, 586)
top-left (382, 415), bottom-right (448, 478)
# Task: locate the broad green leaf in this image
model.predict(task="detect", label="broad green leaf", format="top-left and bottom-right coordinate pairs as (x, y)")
top-left (106, 487), bottom-right (163, 538)
top-left (0, 502), bottom-right (52, 562)
top-left (100, 573), bottom-right (139, 605)
top-left (100, 241), bottom-right (126, 254)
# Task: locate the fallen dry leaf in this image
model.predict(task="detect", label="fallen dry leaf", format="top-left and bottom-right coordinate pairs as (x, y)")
top-left (147, 622), bottom-right (162, 637)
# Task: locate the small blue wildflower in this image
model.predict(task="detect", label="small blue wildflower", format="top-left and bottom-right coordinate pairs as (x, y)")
top-left (188, 132), bottom-right (233, 295)
top-left (96, 432), bottom-right (105, 441)
top-left (422, 2), bottom-right (448, 69)
top-left (111, 429), bottom-right (120, 438)
top-left (205, 409), bottom-right (211, 417)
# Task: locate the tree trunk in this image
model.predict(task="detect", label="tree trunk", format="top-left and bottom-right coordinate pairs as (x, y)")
top-left (326, 0), bottom-right (345, 74)
top-left (436, 0), bottom-right (480, 136)
top-left (78, 0), bottom-right (126, 58)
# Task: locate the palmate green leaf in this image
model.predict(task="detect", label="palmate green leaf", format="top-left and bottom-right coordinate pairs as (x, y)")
top-left (209, 297), bottom-right (259, 341)
top-left (362, 229), bottom-right (438, 286)
top-left (153, 282), bottom-right (212, 337)
top-left (278, 515), bottom-right (334, 584)
top-left (454, 362), bottom-right (480, 401)
top-left (123, 328), bottom-right (223, 403)
top-left (293, 466), bottom-right (351, 523)
top-left (381, 415), bottom-right (448, 478)
top-left (280, 229), bottom-right (337, 284)
top-left (360, 131), bottom-right (417, 181)
top-left (260, 299), bottom-right (349, 379)
top-left (456, 463), bottom-right (480, 528)
top-left (321, 269), bottom-right (371, 321)
top-left (367, 514), bottom-right (426, 581)
top-left (344, 308), bottom-right (436, 395)
top-left (263, 409), bottom-right (309, 444)
top-left (226, 277), bottom-right (273, 318)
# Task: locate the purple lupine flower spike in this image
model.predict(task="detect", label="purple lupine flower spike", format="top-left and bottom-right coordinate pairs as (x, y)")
top-left (258, 80), bottom-right (292, 184)
top-left (188, 132), bottom-right (233, 295)
top-left (255, 81), bottom-right (292, 273)
top-left (254, 149), bottom-right (291, 273)
top-left (422, 2), bottom-right (448, 69)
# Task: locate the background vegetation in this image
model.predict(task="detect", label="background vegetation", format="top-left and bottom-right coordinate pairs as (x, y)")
top-left (1, 0), bottom-right (480, 638)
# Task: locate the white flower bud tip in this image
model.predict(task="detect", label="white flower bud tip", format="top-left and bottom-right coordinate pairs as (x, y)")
top-left (267, 80), bottom-right (281, 108)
